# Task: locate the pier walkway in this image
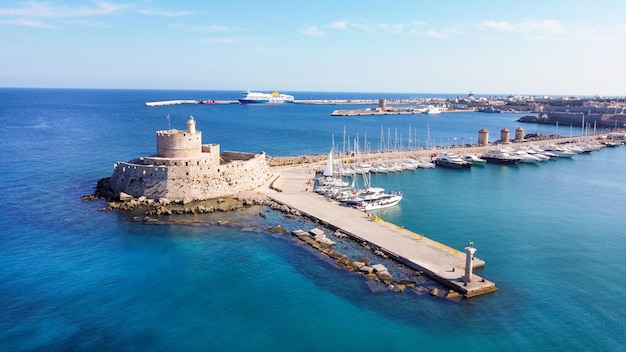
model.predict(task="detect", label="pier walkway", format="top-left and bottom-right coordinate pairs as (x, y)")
top-left (259, 164), bottom-right (497, 297)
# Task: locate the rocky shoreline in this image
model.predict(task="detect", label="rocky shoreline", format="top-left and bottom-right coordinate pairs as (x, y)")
top-left (83, 177), bottom-right (460, 300)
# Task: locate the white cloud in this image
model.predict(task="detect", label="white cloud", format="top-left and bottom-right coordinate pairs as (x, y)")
top-left (328, 21), bottom-right (347, 30)
top-left (325, 19), bottom-right (440, 36)
top-left (0, 1), bottom-right (195, 29)
top-left (422, 27), bottom-right (460, 39)
top-left (0, 18), bottom-right (61, 29)
top-left (300, 25), bottom-right (324, 36)
top-left (199, 36), bottom-right (246, 44)
top-left (481, 20), bottom-right (514, 32)
top-left (481, 19), bottom-right (565, 38)
top-left (481, 19), bottom-right (626, 41)
top-left (0, 1), bottom-right (130, 18)
top-left (137, 9), bottom-right (193, 17)
top-left (377, 23), bottom-right (404, 34)
top-left (172, 23), bottom-right (240, 33)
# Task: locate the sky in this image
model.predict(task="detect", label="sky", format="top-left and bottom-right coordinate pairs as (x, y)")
top-left (1, 0), bottom-right (625, 96)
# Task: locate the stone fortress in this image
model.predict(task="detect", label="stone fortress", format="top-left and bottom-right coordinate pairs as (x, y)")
top-left (109, 115), bottom-right (270, 202)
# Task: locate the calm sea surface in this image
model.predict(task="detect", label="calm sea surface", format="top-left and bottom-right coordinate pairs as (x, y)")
top-left (1, 88), bottom-right (625, 351)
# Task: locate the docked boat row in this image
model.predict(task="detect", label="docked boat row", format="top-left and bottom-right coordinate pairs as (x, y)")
top-left (479, 142), bottom-right (610, 165)
top-left (429, 140), bottom-right (616, 169)
top-left (314, 150), bottom-right (404, 211)
top-left (315, 172), bottom-right (403, 212)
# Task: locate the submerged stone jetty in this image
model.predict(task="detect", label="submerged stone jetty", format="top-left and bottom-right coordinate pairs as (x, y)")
top-left (107, 116), bottom-right (270, 202)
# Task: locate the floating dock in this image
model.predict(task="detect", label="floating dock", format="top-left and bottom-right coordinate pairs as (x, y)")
top-left (261, 166), bottom-right (497, 297)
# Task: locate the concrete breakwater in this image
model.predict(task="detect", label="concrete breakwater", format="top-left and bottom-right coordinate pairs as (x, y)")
top-left (262, 165), bottom-right (497, 297)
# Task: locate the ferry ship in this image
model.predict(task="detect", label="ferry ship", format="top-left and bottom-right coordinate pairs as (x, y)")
top-left (238, 91), bottom-right (295, 104)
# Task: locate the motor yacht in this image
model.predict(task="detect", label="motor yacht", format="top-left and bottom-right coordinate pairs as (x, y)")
top-left (481, 149), bottom-right (521, 165)
top-left (434, 154), bottom-right (472, 169)
top-left (463, 154), bottom-right (486, 165)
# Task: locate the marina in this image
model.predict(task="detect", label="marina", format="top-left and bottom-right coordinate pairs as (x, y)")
top-left (259, 135), bottom-right (623, 297)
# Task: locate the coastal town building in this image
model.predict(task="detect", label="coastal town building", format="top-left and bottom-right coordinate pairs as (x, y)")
top-left (109, 115), bottom-right (270, 202)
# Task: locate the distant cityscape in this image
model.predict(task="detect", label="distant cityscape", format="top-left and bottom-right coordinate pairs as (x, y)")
top-left (366, 93), bottom-right (626, 129)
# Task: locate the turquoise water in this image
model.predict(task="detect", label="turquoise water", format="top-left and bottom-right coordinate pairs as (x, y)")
top-left (1, 88), bottom-right (625, 351)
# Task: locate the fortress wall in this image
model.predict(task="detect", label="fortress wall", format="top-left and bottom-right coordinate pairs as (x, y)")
top-left (221, 151), bottom-right (256, 162)
top-left (162, 153), bottom-right (270, 201)
top-left (110, 153), bottom-right (270, 201)
top-left (109, 162), bottom-right (169, 199)
top-left (143, 154), bottom-right (216, 167)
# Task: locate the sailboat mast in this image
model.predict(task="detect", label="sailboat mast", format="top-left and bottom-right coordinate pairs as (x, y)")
top-left (380, 125), bottom-right (384, 153)
top-left (342, 126), bottom-right (346, 155)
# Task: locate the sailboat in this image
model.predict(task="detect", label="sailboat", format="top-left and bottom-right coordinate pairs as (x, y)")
top-left (315, 147), bottom-right (348, 195)
top-left (322, 148), bottom-right (333, 177)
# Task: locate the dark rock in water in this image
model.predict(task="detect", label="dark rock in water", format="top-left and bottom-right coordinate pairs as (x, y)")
top-left (393, 283), bottom-right (406, 292)
top-left (398, 279), bottom-right (416, 288)
top-left (376, 270), bottom-right (394, 282)
top-left (446, 290), bottom-right (463, 302)
top-left (267, 225), bottom-right (288, 234)
top-left (94, 177), bottom-right (115, 200)
top-left (358, 257), bottom-right (373, 265)
top-left (359, 266), bottom-right (374, 274)
top-left (414, 286), bottom-right (429, 295)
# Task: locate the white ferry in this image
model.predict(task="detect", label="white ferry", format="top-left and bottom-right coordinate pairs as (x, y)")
top-left (238, 91), bottom-right (295, 104)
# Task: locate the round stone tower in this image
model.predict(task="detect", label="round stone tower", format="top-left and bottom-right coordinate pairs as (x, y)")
top-left (500, 128), bottom-right (510, 144)
top-left (515, 127), bottom-right (525, 142)
top-left (478, 128), bottom-right (489, 146)
top-left (156, 115), bottom-right (202, 158)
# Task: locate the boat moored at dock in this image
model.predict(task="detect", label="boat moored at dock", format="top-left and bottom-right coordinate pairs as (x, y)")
top-left (434, 154), bottom-right (472, 168)
top-left (463, 154), bottom-right (487, 165)
top-left (356, 191), bottom-right (403, 211)
top-left (481, 149), bottom-right (521, 165)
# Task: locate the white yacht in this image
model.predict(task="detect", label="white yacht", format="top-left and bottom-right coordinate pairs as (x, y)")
top-left (481, 149), bottom-right (521, 165)
top-left (543, 145), bottom-right (576, 158)
top-left (434, 154), bottom-right (472, 168)
top-left (463, 154), bottom-right (487, 165)
top-left (343, 187), bottom-right (402, 211)
top-left (357, 192), bottom-right (403, 211)
top-left (510, 150), bottom-right (543, 163)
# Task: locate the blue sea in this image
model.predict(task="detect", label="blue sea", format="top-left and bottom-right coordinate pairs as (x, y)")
top-left (1, 88), bottom-right (625, 351)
